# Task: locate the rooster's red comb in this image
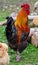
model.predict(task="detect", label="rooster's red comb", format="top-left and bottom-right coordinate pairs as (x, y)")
top-left (21, 3), bottom-right (30, 9)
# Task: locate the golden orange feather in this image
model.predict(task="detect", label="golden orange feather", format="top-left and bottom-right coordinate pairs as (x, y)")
top-left (14, 5), bottom-right (30, 44)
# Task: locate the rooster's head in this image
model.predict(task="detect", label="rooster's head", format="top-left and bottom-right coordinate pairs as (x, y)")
top-left (21, 3), bottom-right (30, 15)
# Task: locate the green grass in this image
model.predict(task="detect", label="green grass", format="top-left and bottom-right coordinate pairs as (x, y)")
top-left (0, 10), bottom-right (10, 21)
top-left (0, 26), bottom-right (38, 65)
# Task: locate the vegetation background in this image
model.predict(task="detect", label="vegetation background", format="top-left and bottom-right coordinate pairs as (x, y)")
top-left (0, 0), bottom-right (38, 21)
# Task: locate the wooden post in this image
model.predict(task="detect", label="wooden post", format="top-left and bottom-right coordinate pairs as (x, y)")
top-left (0, 15), bottom-right (38, 26)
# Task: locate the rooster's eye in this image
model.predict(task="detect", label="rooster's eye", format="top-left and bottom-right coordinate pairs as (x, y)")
top-left (26, 8), bottom-right (30, 11)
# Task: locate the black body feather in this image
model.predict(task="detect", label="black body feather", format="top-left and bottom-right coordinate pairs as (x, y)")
top-left (6, 17), bottom-right (18, 51)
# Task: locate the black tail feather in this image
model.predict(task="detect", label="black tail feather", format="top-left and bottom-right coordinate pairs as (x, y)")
top-left (6, 16), bottom-right (9, 19)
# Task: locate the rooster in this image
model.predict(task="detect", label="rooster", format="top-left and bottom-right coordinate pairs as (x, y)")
top-left (5, 3), bottom-right (30, 61)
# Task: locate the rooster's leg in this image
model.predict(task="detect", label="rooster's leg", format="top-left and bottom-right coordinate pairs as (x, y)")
top-left (15, 50), bottom-right (21, 62)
